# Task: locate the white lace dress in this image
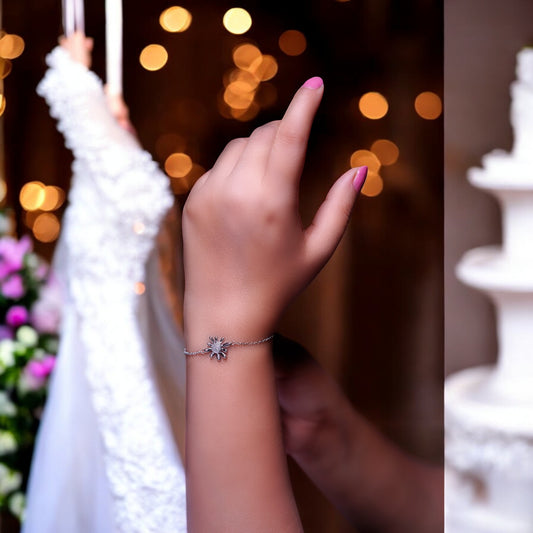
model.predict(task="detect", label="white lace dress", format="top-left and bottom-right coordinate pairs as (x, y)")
top-left (22, 47), bottom-right (187, 533)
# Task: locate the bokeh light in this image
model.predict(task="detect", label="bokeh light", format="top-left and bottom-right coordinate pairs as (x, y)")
top-left (165, 152), bottom-right (193, 178)
top-left (414, 91), bottom-right (442, 119)
top-left (133, 221), bottom-right (145, 234)
top-left (0, 58), bottom-right (12, 79)
top-left (232, 43), bottom-right (262, 70)
top-left (370, 139), bottom-right (400, 166)
top-left (223, 8), bottom-right (252, 35)
top-left (350, 149), bottom-right (381, 173)
top-left (40, 186), bottom-right (66, 211)
top-left (0, 34), bottom-right (25, 60)
top-left (278, 30), bottom-right (307, 56)
top-left (20, 181), bottom-right (46, 211)
top-left (249, 54), bottom-right (278, 81)
top-left (169, 163), bottom-right (205, 194)
top-left (223, 82), bottom-right (255, 109)
top-left (134, 282), bottom-right (146, 295)
top-left (358, 92), bottom-right (388, 119)
top-left (361, 171), bottom-right (384, 197)
top-left (224, 68), bottom-right (260, 90)
top-left (159, 6), bottom-right (192, 32)
top-left (32, 213), bottom-right (60, 243)
top-left (231, 101), bottom-right (260, 121)
top-left (0, 180), bottom-right (6, 203)
top-left (139, 44), bottom-right (168, 71)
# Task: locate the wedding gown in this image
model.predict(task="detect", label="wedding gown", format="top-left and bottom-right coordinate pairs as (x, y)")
top-left (22, 47), bottom-right (187, 533)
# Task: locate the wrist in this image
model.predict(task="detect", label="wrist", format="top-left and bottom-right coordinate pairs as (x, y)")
top-left (183, 294), bottom-right (277, 349)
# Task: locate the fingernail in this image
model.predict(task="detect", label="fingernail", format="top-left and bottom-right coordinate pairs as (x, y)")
top-left (352, 166), bottom-right (368, 192)
top-left (302, 76), bottom-right (324, 89)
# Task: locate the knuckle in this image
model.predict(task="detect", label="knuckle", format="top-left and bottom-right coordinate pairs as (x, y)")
top-left (276, 126), bottom-right (305, 147)
top-left (250, 120), bottom-right (280, 139)
top-left (226, 137), bottom-right (247, 150)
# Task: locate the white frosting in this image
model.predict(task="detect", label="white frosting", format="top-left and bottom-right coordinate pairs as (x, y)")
top-left (516, 47), bottom-right (533, 86)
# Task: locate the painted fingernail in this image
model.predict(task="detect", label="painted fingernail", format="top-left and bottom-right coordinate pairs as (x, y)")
top-left (352, 166), bottom-right (368, 192)
top-left (302, 76), bottom-right (324, 89)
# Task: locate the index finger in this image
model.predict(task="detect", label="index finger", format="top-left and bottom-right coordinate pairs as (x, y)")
top-left (265, 77), bottom-right (324, 191)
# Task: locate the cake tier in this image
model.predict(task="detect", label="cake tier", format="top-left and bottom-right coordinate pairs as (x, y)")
top-left (446, 366), bottom-right (533, 438)
top-left (469, 153), bottom-right (533, 189)
top-left (446, 503), bottom-right (533, 533)
top-left (456, 246), bottom-right (533, 292)
top-left (446, 367), bottom-right (533, 531)
top-left (511, 47), bottom-right (533, 162)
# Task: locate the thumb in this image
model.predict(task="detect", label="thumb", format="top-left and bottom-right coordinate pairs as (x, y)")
top-left (304, 166), bottom-right (367, 273)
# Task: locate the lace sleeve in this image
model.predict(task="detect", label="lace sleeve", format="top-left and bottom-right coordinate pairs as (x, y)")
top-left (34, 48), bottom-right (187, 532)
top-left (37, 47), bottom-right (172, 236)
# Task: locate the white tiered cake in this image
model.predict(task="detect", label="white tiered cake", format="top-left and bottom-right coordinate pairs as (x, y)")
top-left (445, 47), bottom-right (533, 533)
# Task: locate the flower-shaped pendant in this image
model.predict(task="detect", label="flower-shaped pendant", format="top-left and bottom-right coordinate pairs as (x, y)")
top-left (206, 336), bottom-right (232, 361)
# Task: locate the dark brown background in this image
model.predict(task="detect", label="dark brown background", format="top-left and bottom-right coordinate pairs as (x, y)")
top-left (2, 1), bottom-right (443, 531)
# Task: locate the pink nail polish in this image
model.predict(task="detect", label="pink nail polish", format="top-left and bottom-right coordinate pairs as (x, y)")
top-left (302, 76), bottom-right (324, 89)
top-left (353, 166), bottom-right (368, 192)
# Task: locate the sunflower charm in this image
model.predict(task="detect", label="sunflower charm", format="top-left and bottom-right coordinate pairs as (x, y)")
top-left (205, 336), bottom-right (233, 361)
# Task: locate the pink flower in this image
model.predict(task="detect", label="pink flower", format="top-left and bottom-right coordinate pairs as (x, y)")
top-left (26, 355), bottom-right (56, 379)
top-left (35, 264), bottom-right (49, 281)
top-left (6, 306), bottom-right (28, 327)
top-left (30, 277), bottom-right (63, 334)
top-left (0, 236), bottom-right (32, 280)
top-left (0, 326), bottom-right (13, 340)
top-left (1, 275), bottom-right (24, 299)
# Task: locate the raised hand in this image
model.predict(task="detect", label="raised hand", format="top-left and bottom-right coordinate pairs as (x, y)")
top-left (183, 77), bottom-right (367, 345)
top-left (183, 78), bottom-right (367, 533)
top-left (59, 31), bottom-right (93, 68)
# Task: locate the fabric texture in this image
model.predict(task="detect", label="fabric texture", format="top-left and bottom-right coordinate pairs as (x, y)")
top-left (23, 47), bottom-right (187, 533)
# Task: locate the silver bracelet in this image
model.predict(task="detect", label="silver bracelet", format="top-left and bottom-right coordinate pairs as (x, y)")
top-left (184, 335), bottom-right (274, 361)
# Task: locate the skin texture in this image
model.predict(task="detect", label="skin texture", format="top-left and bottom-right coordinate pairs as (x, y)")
top-left (274, 336), bottom-right (444, 533)
top-left (183, 80), bottom-right (366, 532)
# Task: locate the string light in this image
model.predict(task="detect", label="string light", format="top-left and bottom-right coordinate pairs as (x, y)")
top-left (370, 139), bottom-right (399, 166)
top-left (165, 153), bottom-right (193, 178)
top-left (249, 54), bottom-right (278, 81)
top-left (20, 181), bottom-right (46, 211)
top-left (32, 213), bottom-right (60, 243)
top-left (414, 91), bottom-right (442, 119)
top-left (232, 43), bottom-right (262, 70)
top-left (0, 58), bottom-right (11, 79)
top-left (39, 186), bottom-right (66, 211)
top-left (358, 92), bottom-right (388, 119)
top-left (139, 44), bottom-right (168, 71)
top-left (350, 149), bottom-right (381, 173)
top-left (361, 171), bottom-right (383, 197)
top-left (231, 101), bottom-right (260, 121)
top-left (223, 8), bottom-right (252, 35)
top-left (0, 34), bottom-right (24, 60)
top-left (159, 6), bottom-right (192, 32)
top-left (134, 282), bottom-right (146, 295)
top-left (0, 180), bottom-right (6, 203)
top-left (278, 30), bottom-right (307, 56)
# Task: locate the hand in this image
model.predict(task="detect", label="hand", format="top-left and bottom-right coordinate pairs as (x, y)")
top-left (104, 88), bottom-right (137, 135)
top-left (273, 335), bottom-right (340, 457)
top-left (59, 31), bottom-right (93, 68)
top-left (182, 77), bottom-right (367, 341)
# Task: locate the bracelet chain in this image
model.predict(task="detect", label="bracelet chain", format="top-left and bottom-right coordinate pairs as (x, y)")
top-left (184, 335), bottom-right (274, 361)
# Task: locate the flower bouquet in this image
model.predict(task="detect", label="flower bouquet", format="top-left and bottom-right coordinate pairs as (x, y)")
top-left (0, 235), bottom-right (61, 522)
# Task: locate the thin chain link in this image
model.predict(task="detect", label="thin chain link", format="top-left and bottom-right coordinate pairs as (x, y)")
top-left (184, 335), bottom-right (274, 356)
